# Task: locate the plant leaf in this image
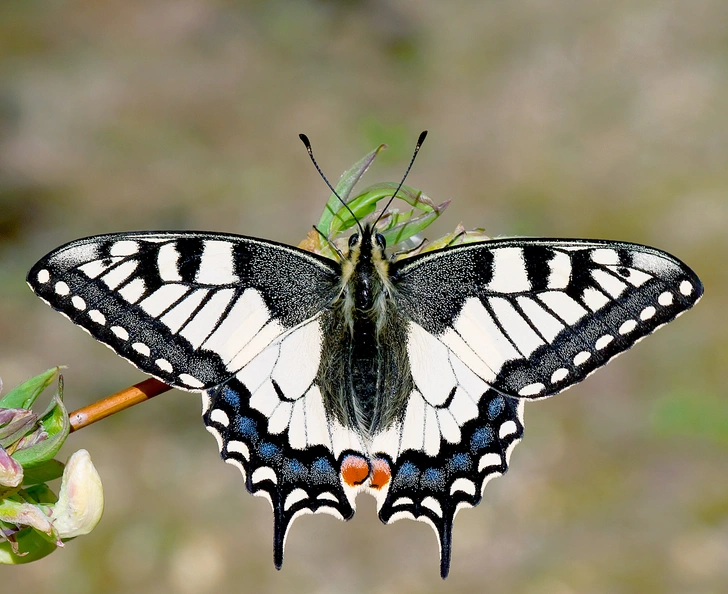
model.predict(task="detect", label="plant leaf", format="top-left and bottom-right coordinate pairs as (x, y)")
top-left (21, 460), bottom-right (65, 487)
top-left (316, 143), bottom-right (387, 235)
top-left (0, 368), bottom-right (62, 410)
top-left (0, 527), bottom-right (58, 564)
top-left (11, 392), bottom-right (70, 469)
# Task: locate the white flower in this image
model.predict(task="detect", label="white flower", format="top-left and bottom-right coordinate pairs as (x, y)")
top-left (51, 449), bottom-right (104, 539)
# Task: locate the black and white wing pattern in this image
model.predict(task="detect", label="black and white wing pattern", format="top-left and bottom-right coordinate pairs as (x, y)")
top-left (28, 230), bottom-right (369, 567)
top-left (27, 232), bottom-right (340, 390)
top-left (27, 231), bottom-right (703, 579)
top-left (366, 238), bottom-right (702, 577)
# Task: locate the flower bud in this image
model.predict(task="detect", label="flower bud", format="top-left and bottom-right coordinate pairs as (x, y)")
top-left (51, 450), bottom-right (104, 539)
top-left (0, 446), bottom-right (23, 488)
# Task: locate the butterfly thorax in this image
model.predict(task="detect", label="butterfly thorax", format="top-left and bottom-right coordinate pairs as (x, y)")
top-left (317, 225), bottom-right (413, 438)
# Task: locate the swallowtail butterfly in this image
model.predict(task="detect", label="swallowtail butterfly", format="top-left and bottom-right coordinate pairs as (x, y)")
top-left (27, 134), bottom-right (702, 578)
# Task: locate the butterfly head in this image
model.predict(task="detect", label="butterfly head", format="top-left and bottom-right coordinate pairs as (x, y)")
top-left (346, 224), bottom-right (387, 263)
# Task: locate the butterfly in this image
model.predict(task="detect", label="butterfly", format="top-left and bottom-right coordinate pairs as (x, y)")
top-left (26, 133), bottom-right (703, 578)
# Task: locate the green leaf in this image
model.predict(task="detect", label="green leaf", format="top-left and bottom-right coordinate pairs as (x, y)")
top-left (316, 144), bottom-right (387, 235)
top-left (21, 460), bottom-right (65, 487)
top-left (11, 392), bottom-right (70, 469)
top-left (0, 528), bottom-right (58, 564)
top-left (0, 368), bottom-right (62, 410)
top-left (379, 200), bottom-right (451, 248)
top-left (328, 183), bottom-right (442, 236)
top-left (22, 483), bottom-right (58, 505)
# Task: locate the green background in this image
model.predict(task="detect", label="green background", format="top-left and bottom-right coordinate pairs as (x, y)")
top-left (1, 1), bottom-right (726, 592)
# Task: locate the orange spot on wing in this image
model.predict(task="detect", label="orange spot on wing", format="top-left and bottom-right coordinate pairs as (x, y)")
top-left (341, 455), bottom-right (370, 487)
top-left (369, 458), bottom-right (391, 490)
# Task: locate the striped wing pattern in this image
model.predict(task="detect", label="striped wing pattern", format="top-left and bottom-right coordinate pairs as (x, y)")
top-left (368, 239), bottom-right (702, 576)
top-left (28, 233), bottom-right (703, 578)
top-left (27, 232), bottom-right (340, 390)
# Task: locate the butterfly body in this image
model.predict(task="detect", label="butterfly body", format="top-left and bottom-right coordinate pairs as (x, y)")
top-left (28, 225), bottom-right (702, 578)
top-left (320, 224), bottom-right (411, 435)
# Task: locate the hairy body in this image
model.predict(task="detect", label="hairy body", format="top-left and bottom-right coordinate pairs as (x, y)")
top-left (318, 225), bottom-right (412, 436)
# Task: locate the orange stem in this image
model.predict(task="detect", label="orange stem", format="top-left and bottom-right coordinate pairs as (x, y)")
top-left (69, 378), bottom-right (171, 432)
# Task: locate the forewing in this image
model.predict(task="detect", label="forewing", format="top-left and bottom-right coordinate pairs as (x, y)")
top-left (27, 232), bottom-right (340, 390)
top-left (391, 238), bottom-right (703, 400)
top-left (203, 316), bottom-right (367, 569)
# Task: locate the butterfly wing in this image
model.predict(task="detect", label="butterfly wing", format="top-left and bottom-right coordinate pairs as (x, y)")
top-left (28, 231), bottom-right (369, 567)
top-left (392, 238), bottom-right (703, 400)
top-left (371, 238), bottom-right (702, 577)
top-left (27, 232), bottom-right (341, 390)
top-left (203, 348), bottom-right (368, 570)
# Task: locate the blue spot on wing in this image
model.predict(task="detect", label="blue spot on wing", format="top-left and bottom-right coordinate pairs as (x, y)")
top-left (487, 396), bottom-right (504, 420)
top-left (235, 416), bottom-right (258, 441)
top-left (259, 442), bottom-right (281, 461)
top-left (421, 468), bottom-right (446, 489)
top-left (469, 427), bottom-right (494, 452)
top-left (311, 457), bottom-right (337, 483)
top-left (447, 453), bottom-right (471, 472)
top-left (393, 461), bottom-right (419, 488)
top-left (220, 385), bottom-right (241, 408)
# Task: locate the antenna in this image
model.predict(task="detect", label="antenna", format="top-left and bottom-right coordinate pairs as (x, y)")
top-left (373, 130), bottom-right (428, 229)
top-left (299, 134), bottom-right (364, 235)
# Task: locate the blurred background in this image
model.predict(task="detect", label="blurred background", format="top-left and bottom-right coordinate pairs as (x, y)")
top-left (1, 1), bottom-right (726, 592)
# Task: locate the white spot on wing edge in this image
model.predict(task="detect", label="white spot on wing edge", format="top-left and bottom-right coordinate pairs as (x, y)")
top-left (619, 319), bottom-right (638, 334)
top-left (421, 496), bottom-right (443, 517)
top-left (132, 342), bottom-right (151, 357)
top-left (111, 326), bottom-right (129, 341)
top-left (224, 457), bottom-right (247, 481)
top-left (179, 373), bottom-right (204, 389)
top-left (658, 291), bottom-right (673, 306)
top-left (251, 467), bottom-right (277, 485)
top-left (574, 351), bottom-right (591, 366)
top-left (317, 492), bottom-right (339, 503)
top-left (37, 269), bottom-right (50, 283)
top-left (155, 358), bottom-right (173, 373)
top-left (284, 488), bottom-right (308, 511)
top-left (640, 306), bottom-right (656, 320)
top-left (450, 478), bottom-right (476, 496)
top-left (518, 383), bottom-right (544, 397)
top-left (55, 281), bottom-right (70, 296)
top-left (210, 408), bottom-right (229, 427)
top-left (226, 440), bottom-right (250, 459)
top-left (498, 420), bottom-right (518, 439)
top-left (595, 335), bottom-right (613, 350)
top-left (550, 368), bottom-right (569, 383)
top-left (72, 296), bottom-right (86, 310)
top-left (392, 497), bottom-right (414, 507)
top-left (88, 309), bottom-right (106, 325)
top-left (680, 280), bottom-right (693, 296)
top-left (478, 452), bottom-right (502, 471)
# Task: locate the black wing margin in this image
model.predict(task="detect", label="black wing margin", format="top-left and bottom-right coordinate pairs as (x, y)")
top-left (27, 232), bottom-right (341, 390)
